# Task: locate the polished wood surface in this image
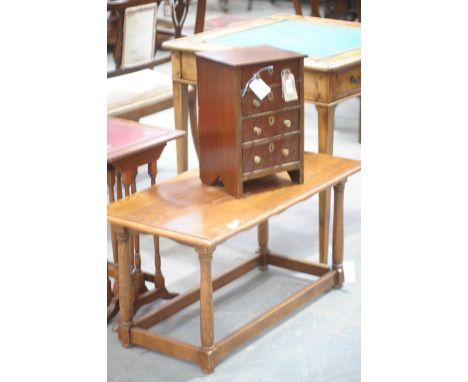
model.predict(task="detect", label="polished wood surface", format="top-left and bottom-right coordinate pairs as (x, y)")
top-left (196, 46), bottom-right (305, 197)
top-left (108, 152), bottom-right (360, 248)
top-left (162, 13), bottom-right (361, 263)
top-left (109, 152), bottom-right (360, 373)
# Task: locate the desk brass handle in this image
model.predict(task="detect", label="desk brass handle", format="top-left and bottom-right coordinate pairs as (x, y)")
top-left (268, 115), bottom-right (275, 126)
top-left (253, 126), bottom-right (262, 136)
top-left (253, 99), bottom-right (261, 108)
top-left (283, 119), bottom-right (291, 128)
top-left (253, 155), bottom-right (261, 165)
top-left (350, 75), bottom-right (361, 84)
top-left (282, 148), bottom-right (289, 157)
top-left (268, 142), bottom-right (275, 153)
top-left (268, 92), bottom-right (274, 101)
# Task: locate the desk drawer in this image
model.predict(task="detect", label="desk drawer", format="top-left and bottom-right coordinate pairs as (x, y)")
top-left (333, 66), bottom-right (361, 100)
top-left (241, 60), bottom-right (300, 89)
top-left (242, 133), bottom-right (300, 173)
top-left (242, 108), bottom-right (300, 142)
top-left (241, 84), bottom-right (300, 116)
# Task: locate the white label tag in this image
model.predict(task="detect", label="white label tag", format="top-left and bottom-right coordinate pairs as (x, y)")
top-left (281, 69), bottom-right (298, 102)
top-left (249, 78), bottom-right (271, 101)
top-left (227, 219), bottom-right (240, 229)
top-left (343, 260), bottom-right (356, 284)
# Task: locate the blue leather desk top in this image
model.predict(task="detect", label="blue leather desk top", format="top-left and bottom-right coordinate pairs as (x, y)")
top-left (208, 20), bottom-right (361, 58)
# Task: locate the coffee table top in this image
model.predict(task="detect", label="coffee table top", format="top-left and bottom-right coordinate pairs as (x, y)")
top-left (107, 117), bottom-right (184, 163)
top-left (108, 152), bottom-right (360, 248)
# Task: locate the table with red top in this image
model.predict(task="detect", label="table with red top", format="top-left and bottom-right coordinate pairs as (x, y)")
top-left (107, 117), bottom-right (185, 322)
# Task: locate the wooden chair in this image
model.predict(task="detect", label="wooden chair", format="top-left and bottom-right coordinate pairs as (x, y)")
top-left (107, 0), bottom-right (204, 161)
top-left (292, 0), bottom-right (320, 17)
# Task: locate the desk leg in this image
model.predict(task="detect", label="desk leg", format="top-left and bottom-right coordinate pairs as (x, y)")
top-left (332, 182), bottom-right (346, 288)
top-left (116, 227), bottom-right (134, 347)
top-left (197, 247), bottom-right (215, 373)
top-left (317, 104), bottom-right (336, 265)
top-left (257, 221), bottom-right (269, 269)
top-left (173, 81), bottom-right (189, 174)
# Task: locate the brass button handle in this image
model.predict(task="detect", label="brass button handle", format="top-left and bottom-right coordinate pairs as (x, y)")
top-left (268, 92), bottom-right (274, 101)
top-left (350, 75), bottom-right (361, 84)
top-left (283, 119), bottom-right (291, 128)
top-left (253, 155), bottom-right (261, 165)
top-left (268, 142), bottom-right (275, 153)
top-left (282, 148), bottom-right (289, 157)
top-left (253, 126), bottom-right (262, 136)
top-left (268, 115), bottom-right (275, 126)
top-left (253, 99), bottom-right (261, 108)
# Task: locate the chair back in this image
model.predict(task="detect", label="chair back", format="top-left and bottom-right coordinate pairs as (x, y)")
top-left (107, 0), bottom-right (203, 77)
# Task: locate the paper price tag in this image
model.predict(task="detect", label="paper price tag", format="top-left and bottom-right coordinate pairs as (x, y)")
top-left (227, 219), bottom-right (240, 229)
top-left (248, 78), bottom-right (271, 101)
top-left (281, 69), bottom-right (298, 102)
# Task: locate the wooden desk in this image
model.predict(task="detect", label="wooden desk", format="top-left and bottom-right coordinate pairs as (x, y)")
top-left (162, 13), bottom-right (361, 264)
top-left (108, 152), bottom-right (360, 373)
top-left (107, 117), bottom-right (184, 321)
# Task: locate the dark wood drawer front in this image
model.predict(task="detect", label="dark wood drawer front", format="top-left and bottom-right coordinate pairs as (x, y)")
top-left (242, 109), bottom-right (300, 142)
top-left (241, 60), bottom-right (300, 89)
top-left (241, 84), bottom-right (300, 116)
top-left (242, 134), bottom-right (300, 173)
top-left (333, 66), bottom-right (361, 100)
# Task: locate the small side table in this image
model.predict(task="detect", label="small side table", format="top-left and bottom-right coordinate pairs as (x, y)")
top-left (107, 117), bottom-right (185, 322)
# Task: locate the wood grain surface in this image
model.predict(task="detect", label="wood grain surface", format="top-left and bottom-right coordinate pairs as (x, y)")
top-left (108, 152), bottom-right (360, 248)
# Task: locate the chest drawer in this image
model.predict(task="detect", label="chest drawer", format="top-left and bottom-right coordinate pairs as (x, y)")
top-left (242, 133), bottom-right (300, 174)
top-left (242, 108), bottom-right (300, 142)
top-left (241, 60), bottom-right (300, 89)
top-left (241, 83), bottom-right (300, 116)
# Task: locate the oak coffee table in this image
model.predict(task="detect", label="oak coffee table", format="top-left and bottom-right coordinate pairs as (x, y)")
top-left (108, 152), bottom-right (360, 373)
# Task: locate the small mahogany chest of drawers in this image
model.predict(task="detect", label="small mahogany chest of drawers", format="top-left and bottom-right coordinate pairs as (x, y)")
top-left (196, 45), bottom-right (306, 198)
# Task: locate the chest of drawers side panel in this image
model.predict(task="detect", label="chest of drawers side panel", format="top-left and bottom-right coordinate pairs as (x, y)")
top-left (197, 58), bottom-right (242, 197)
top-left (298, 59), bottom-right (305, 183)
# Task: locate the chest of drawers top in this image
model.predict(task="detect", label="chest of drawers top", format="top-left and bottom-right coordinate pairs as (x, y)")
top-left (196, 45), bottom-right (306, 198)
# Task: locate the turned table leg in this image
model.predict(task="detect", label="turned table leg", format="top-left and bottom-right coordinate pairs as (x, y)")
top-left (317, 104), bottom-right (336, 265)
top-left (257, 220), bottom-right (269, 269)
top-left (332, 181), bottom-right (346, 288)
top-left (116, 227), bottom-right (134, 347)
top-left (197, 247), bottom-right (215, 373)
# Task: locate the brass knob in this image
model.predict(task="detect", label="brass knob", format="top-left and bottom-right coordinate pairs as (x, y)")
top-left (253, 126), bottom-right (262, 136)
top-left (268, 142), bottom-right (275, 153)
top-left (253, 99), bottom-right (261, 108)
top-left (253, 155), bottom-right (261, 165)
top-left (268, 92), bottom-right (274, 101)
top-left (268, 115), bottom-right (275, 126)
top-left (282, 148), bottom-right (289, 157)
top-left (283, 119), bottom-right (291, 128)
